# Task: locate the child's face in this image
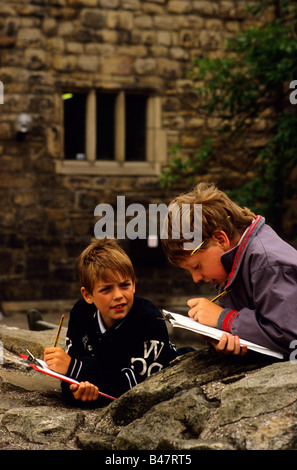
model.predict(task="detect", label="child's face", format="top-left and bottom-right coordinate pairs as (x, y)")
top-left (81, 276), bottom-right (135, 329)
top-left (178, 238), bottom-right (229, 288)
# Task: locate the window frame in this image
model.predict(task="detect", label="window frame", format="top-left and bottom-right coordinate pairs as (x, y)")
top-left (55, 89), bottom-right (167, 176)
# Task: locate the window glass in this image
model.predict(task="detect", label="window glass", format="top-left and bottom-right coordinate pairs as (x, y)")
top-left (63, 91), bottom-right (150, 162)
top-left (96, 92), bottom-right (116, 161)
top-left (125, 94), bottom-right (147, 162)
top-left (63, 93), bottom-right (86, 160)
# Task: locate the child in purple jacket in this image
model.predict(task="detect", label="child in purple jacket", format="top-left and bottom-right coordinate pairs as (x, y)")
top-left (162, 182), bottom-right (297, 357)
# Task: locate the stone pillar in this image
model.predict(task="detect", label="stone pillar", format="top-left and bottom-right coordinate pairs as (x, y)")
top-left (115, 91), bottom-right (125, 163)
top-left (86, 90), bottom-right (96, 162)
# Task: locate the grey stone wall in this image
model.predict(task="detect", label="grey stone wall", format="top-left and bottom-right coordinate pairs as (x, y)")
top-left (0, 0), bottom-right (260, 305)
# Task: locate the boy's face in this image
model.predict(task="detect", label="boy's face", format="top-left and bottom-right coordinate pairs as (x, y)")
top-left (178, 233), bottom-right (232, 288)
top-left (81, 277), bottom-right (135, 329)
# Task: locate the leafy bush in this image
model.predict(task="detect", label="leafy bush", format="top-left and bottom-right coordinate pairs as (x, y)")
top-left (160, 0), bottom-right (297, 230)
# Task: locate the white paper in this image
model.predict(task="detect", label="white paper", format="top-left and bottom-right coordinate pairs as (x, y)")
top-left (31, 358), bottom-right (80, 384)
top-left (22, 356), bottom-right (116, 400)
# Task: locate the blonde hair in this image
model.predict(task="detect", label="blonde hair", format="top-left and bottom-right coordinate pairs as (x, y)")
top-left (162, 182), bottom-right (256, 265)
top-left (77, 238), bottom-right (136, 293)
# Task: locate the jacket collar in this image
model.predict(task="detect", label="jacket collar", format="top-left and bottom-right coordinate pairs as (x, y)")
top-left (221, 215), bottom-right (265, 288)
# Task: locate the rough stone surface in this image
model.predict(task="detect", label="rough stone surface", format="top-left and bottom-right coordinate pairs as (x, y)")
top-left (1, 322), bottom-right (296, 451)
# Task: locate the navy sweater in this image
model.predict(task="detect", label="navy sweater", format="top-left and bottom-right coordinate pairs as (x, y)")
top-left (61, 296), bottom-right (191, 407)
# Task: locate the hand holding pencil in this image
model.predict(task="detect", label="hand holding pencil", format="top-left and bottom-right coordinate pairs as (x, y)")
top-left (187, 296), bottom-right (223, 328)
top-left (53, 314), bottom-right (65, 347)
top-left (44, 313), bottom-right (71, 375)
top-left (186, 290), bottom-right (247, 356)
top-left (43, 315), bottom-right (105, 403)
top-left (187, 289), bottom-right (231, 327)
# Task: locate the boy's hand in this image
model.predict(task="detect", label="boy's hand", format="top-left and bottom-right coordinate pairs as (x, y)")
top-left (44, 347), bottom-right (71, 375)
top-left (187, 297), bottom-right (223, 327)
top-left (70, 381), bottom-right (99, 402)
top-left (187, 298), bottom-right (248, 356)
top-left (207, 333), bottom-right (248, 356)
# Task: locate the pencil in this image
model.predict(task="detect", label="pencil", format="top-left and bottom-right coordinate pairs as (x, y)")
top-left (211, 290), bottom-right (231, 303)
top-left (53, 314), bottom-right (65, 347)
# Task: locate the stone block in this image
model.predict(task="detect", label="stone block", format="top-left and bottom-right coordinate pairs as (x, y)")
top-left (52, 54), bottom-right (77, 72)
top-left (47, 126), bottom-right (62, 159)
top-left (65, 41), bottom-right (84, 54)
top-left (77, 54), bottom-right (100, 72)
top-left (25, 49), bottom-right (47, 70)
top-left (168, 1), bottom-right (192, 14)
top-left (118, 45), bottom-right (147, 57)
top-left (68, 0), bottom-right (98, 6)
top-left (42, 18), bottom-right (58, 36)
top-left (157, 58), bottom-right (182, 78)
top-left (2, 407), bottom-right (83, 445)
top-left (95, 29), bottom-right (119, 44)
top-left (170, 46), bottom-right (189, 60)
top-left (134, 15), bottom-right (153, 29)
top-left (154, 15), bottom-right (178, 30)
top-left (156, 30), bottom-right (171, 46)
top-left (133, 58), bottom-right (157, 75)
top-left (219, 0), bottom-right (237, 18)
top-left (192, 0), bottom-right (219, 16)
top-left (16, 28), bottom-right (44, 48)
top-left (142, 3), bottom-right (164, 14)
top-left (0, 123), bottom-right (13, 140)
top-left (100, 56), bottom-right (133, 75)
top-left (0, 251), bottom-right (12, 275)
top-left (57, 21), bottom-right (75, 37)
top-left (46, 37), bottom-right (65, 52)
top-left (107, 11), bottom-right (134, 30)
top-left (122, 0), bottom-right (141, 10)
top-left (99, 0), bottom-right (119, 7)
top-left (13, 191), bottom-right (38, 207)
top-left (80, 8), bottom-right (106, 29)
top-left (180, 133), bottom-right (200, 148)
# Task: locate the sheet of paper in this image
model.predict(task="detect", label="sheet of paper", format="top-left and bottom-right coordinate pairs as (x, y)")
top-left (20, 354), bottom-right (116, 400)
top-left (31, 358), bottom-right (81, 385)
top-left (162, 310), bottom-right (283, 359)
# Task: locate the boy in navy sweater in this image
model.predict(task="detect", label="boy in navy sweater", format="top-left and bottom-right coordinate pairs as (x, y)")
top-left (44, 238), bottom-right (191, 407)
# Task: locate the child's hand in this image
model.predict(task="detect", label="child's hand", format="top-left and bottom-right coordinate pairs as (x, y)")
top-left (187, 297), bottom-right (223, 327)
top-left (207, 333), bottom-right (248, 356)
top-left (70, 381), bottom-right (99, 402)
top-left (44, 347), bottom-right (71, 375)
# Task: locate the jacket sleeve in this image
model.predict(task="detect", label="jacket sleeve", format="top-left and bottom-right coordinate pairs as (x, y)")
top-left (217, 265), bottom-right (297, 355)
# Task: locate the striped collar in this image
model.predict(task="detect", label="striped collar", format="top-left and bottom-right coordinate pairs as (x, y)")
top-left (95, 307), bottom-right (131, 334)
top-left (97, 310), bottom-right (107, 334)
top-left (222, 215), bottom-right (265, 288)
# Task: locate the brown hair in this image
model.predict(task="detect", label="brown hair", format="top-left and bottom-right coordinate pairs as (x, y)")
top-left (77, 238), bottom-right (136, 293)
top-left (161, 182), bottom-right (256, 265)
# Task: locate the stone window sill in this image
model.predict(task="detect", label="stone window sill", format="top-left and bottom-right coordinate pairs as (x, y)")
top-left (55, 159), bottom-right (162, 176)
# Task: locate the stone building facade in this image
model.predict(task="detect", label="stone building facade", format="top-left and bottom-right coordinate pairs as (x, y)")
top-left (0, 0), bottom-right (256, 308)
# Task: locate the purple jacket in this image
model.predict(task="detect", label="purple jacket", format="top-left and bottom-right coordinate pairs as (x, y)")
top-left (217, 216), bottom-right (297, 356)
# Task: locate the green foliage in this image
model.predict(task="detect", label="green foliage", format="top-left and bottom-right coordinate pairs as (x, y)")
top-left (160, 0), bottom-right (297, 229)
top-left (159, 138), bottom-right (213, 188)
